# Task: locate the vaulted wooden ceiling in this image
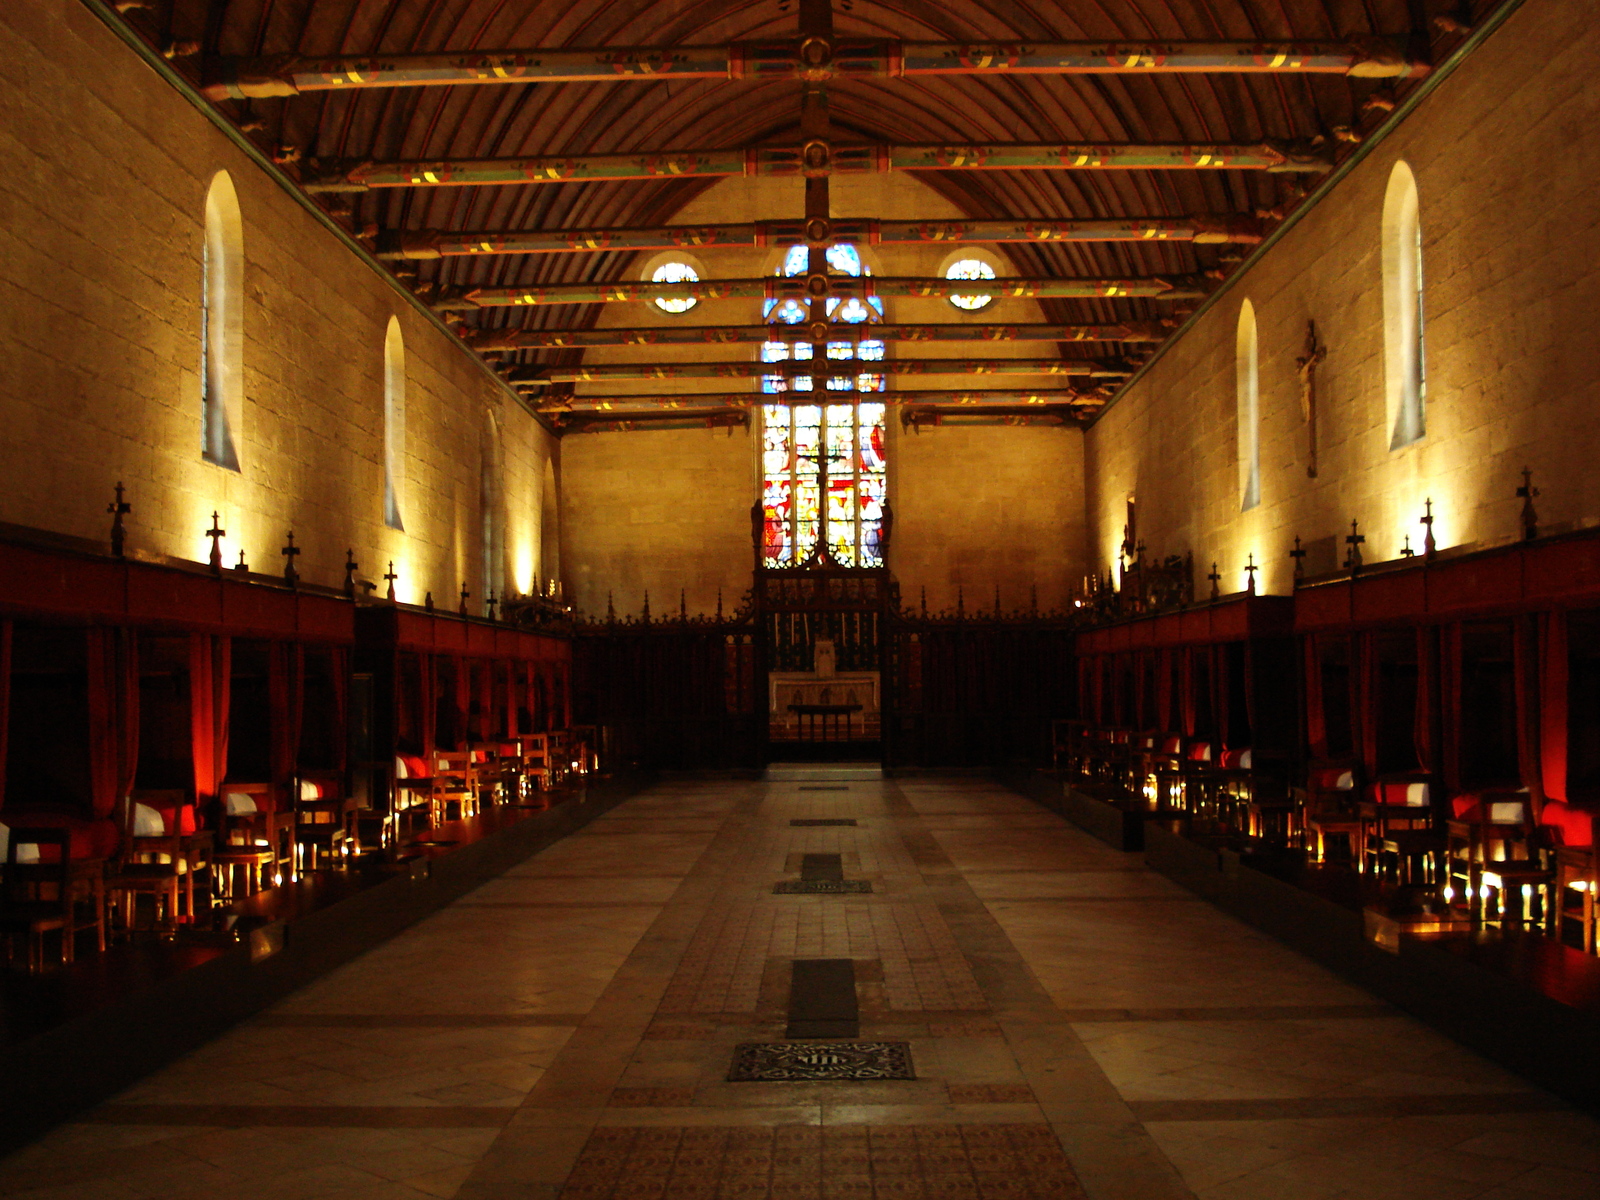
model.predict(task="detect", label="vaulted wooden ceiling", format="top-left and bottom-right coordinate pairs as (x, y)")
top-left (125, 0), bottom-right (1483, 424)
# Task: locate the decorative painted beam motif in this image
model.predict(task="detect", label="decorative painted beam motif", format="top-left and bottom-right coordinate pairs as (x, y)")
top-left (467, 321), bottom-right (1171, 351)
top-left (532, 389), bottom-right (1097, 412)
top-left (902, 408), bottom-right (1076, 429)
top-left (202, 38), bottom-right (1421, 99)
top-left (558, 410), bottom-right (750, 434)
top-left (305, 140), bottom-right (1329, 192)
top-left (446, 275), bottom-right (1204, 309)
top-left (377, 214), bottom-right (1262, 258)
top-left (520, 358), bottom-right (1130, 383)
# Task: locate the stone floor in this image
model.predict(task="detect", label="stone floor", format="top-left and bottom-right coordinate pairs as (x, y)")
top-left (2, 775), bottom-right (1598, 1200)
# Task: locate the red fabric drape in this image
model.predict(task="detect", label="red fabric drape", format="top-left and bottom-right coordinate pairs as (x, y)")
top-left (330, 647), bottom-right (349, 771)
top-left (0, 621), bottom-right (10, 812)
top-left (1414, 627), bottom-right (1437, 775)
top-left (1156, 649), bottom-right (1173, 731)
top-left (452, 657), bottom-right (471, 749)
top-left (1540, 611), bottom-right (1569, 804)
top-left (1213, 646), bottom-right (1230, 750)
top-left (87, 628), bottom-right (139, 823)
top-left (506, 662), bottom-right (522, 738)
top-left (420, 653), bottom-right (437, 759)
top-left (476, 659), bottom-right (493, 743)
top-left (188, 634), bottom-right (231, 809)
top-left (268, 642), bottom-right (304, 812)
top-left (1357, 634), bottom-right (1380, 780)
top-left (1440, 624), bottom-right (1463, 795)
top-left (1303, 636), bottom-right (1327, 758)
top-left (1512, 617), bottom-right (1541, 800)
top-left (1179, 648), bottom-right (1196, 738)
top-left (556, 663), bottom-right (570, 729)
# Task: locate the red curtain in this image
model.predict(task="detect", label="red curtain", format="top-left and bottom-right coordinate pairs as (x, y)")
top-left (476, 659), bottom-right (494, 743)
top-left (1540, 611), bottom-right (1568, 804)
top-left (1512, 617), bottom-right (1541, 800)
top-left (1179, 648), bottom-right (1196, 738)
top-left (0, 621), bottom-right (10, 812)
top-left (419, 652), bottom-right (437, 759)
top-left (1439, 624), bottom-right (1463, 795)
top-left (87, 628), bottom-right (139, 823)
top-left (556, 663), bottom-right (570, 728)
top-left (1303, 636), bottom-right (1327, 758)
top-left (1213, 646), bottom-right (1230, 750)
top-left (452, 657), bottom-right (471, 749)
top-left (188, 635), bottom-right (231, 809)
top-left (1356, 634), bottom-right (1380, 779)
top-left (268, 642), bottom-right (304, 811)
top-left (330, 647), bottom-right (349, 771)
top-left (1156, 649), bottom-right (1173, 731)
top-left (506, 662), bottom-right (522, 738)
top-left (1414, 627), bottom-right (1437, 775)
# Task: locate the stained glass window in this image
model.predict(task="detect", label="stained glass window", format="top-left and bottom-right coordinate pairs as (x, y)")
top-left (651, 261), bottom-right (698, 313)
top-left (946, 258), bottom-right (996, 310)
top-left (761, 243), bottom-right (888, 568)
top-left (763, 402), bottom-right (886, 568)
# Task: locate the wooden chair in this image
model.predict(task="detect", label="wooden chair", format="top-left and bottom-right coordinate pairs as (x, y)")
top-left (294, 773), bottom-right (356, 870)
top-left (1, 827), bottom-right (105, 969)
top-left (518, 734), bottom-right (557, 795)
top-left (110, 789), bottom-right (207, 931)
top-left (1541, 801), bottom-right (1597, 951)
top-left (1444, 789), bottom-right (1533, 911)
top-left (1359, 777), bottom-right (1438, 879)
top-left (429, 752), bottom-right (477, 824)
top-left (391, 754), bottom-right (434, 839)
top-left (213, 783), bottom-right (295, 897)
top-left (1303, 761), bottom-right (1362, 863)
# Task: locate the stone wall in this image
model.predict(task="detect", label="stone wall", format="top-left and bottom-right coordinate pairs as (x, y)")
top-left (1085, 0), bottom-right (1600, 597)
top-left (0, 1), bottom-right (554, 609)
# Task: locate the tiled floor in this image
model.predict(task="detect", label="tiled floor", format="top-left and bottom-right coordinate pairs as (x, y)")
top-left (2, 775), bottom-right (1598, 1200)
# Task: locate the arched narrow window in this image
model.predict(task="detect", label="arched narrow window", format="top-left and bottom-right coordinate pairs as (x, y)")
top-left (382, 317), bottom-right (406, 530)
top-left (1236, 299), bottom-right (1260, 511)
top-left (480, 411), bottom-right (505, 608)
top-left (201, 171), bottom-right (244, 470)
top-left (540, 459), bottom-right (560, 595)
top-left (1382, 161), bottom-right (1426, 449)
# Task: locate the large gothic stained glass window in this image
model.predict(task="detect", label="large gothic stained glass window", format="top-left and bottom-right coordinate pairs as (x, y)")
top-left (760, 244), bottom-right (887, 568)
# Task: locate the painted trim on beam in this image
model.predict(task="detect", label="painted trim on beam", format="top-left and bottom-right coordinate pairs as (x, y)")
top-left (74, 0), bottom-right (545, 431)
top-left (1088, 0), bottom-right (1527, 429)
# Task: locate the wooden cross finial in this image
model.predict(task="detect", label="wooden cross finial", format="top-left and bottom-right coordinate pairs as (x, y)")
top-left (1400, 534), bottom-right (1415, 558)
top-left (1207, 561), bottom-right (1221, 600)
top-left (1421, 498), bottom-right (1437, 560)
top-left (716, 587), bottom-right (724, 621)
top-left (1517, 466), bottom-right (1540, 541)
top-left (383, 560), bottom-right (397, 602)
top-left (343, 549), bottom-right (358, 598)
top-left (680, 588), bottom-right (688, 621)
top-left (458, 581), bottom-right (470, 616)
top-left (206, 511), bottom-right (226, 574)
top-left (281, 531), bottom-right (301, 587)
top-left (606, 590), bottom-right (616, 622)
top-left (424, 590), bottom-right (434, 611)
top-left (487, 590), bottom-right (499, 621)
top-left (642, 589), bottom-right (651, 621)
top-left (1244, 553), bottom-right (1258, 595)
top-left (1289, 535), bottom-right (1307, 582)
top-left (1343, 520), bottom-right (1365, 573)
top-left (107, 481), bottom-right (131, 558)
top-left (234, 548), bottom-right (249, 576)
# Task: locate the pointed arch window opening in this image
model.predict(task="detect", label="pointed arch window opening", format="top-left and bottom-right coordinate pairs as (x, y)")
top-left (761, 243), bottom-right (887, 568)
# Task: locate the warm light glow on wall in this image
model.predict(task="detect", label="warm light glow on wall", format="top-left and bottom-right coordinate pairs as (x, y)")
top-left (513, 542), bottom-right (534, 597)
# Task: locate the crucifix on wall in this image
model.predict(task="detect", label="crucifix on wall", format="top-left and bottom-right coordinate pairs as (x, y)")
top-left (1295, 319), bottom-right (1327, 478)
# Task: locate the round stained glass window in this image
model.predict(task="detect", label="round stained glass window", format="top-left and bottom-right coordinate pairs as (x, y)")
top-left (651, 261), bottom-right (699, 313)
top-left (946, 258), bottom-right (996, 311)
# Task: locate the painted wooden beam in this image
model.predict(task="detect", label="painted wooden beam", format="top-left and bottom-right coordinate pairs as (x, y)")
top-left (445, 275), bottom-right (1204, 309)
top-left (305, 141), bottom-right (1329, 192)
top-left (467, 321), bottom-right (1171, 350)
top-left (532, 389), bottom-right (1099, 412)
top-left (376, 214), bottom-right (1262, 258)
top-left (202, 38), bottom-right (1421, 99)
top-left (518, 358), bottom-right (1130, 383)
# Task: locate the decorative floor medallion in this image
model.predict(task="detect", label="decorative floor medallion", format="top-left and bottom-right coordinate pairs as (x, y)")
top-left (727, 1041), bottom-right (915, 1082)
top-left (773, 880), bottom-right (873, 894)
top-left (789, 817), bottom-right (858, 825)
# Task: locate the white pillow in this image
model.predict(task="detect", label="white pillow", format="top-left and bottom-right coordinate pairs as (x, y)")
top-left (299, 779), bottom-right (323, 801)
top-left (1488, 800), bottom-right (1526, 823)
top-left (224, 791), bottom-right (259, 816)
top-left (1335, 770), bottom-right (1354, 790)
top-left (0, 822), bottom-right (40, 864)
top-left (394, 755), bottom-right (410, 780)
top-left (1404, 782), bottom-right (1430, 807)
top-left (132, 802), bottom-right (166, 837)
top-left (1238, 749), bottom-right (1253, 769)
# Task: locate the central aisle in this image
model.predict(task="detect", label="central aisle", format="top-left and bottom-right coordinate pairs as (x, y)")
top-left (3, 776), bottom-right (1598, 1200)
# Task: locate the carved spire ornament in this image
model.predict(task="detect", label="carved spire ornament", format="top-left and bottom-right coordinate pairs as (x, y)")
top-left (384, 561), bottom-right (397, 602)
top-left (281, 532), bottom-right (301, 587)
top-left (206, 512), bottom-right (226, 575)
top-left (1518, 467), bottom-right (1540, 541)
top-left (1344, 520), bottom-right (1365, 573)
top-left (1421, 498), bottom-right (1437, 560)
top-left (1290, 536), bottom-right (1307, 582)
top-left (107, 482), bottom-right (130, 559)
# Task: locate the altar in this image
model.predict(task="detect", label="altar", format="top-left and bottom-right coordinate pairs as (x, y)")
top-left (768, 639), bottom-right (881, 742)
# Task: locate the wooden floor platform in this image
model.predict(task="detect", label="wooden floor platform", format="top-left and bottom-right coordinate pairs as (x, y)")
top-left (0, 772), bottom-right (652, 1155)
top-left (1003, 769), bottom-right (1600, 1113)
